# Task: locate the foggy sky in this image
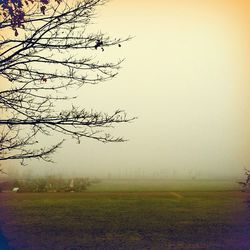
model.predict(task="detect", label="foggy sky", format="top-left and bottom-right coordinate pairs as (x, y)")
top-left (5, 0), bottom-right (250, 179)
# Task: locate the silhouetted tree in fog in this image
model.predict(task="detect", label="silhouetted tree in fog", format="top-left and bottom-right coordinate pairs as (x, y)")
top-left (0, 0), bottom-right (133, 169)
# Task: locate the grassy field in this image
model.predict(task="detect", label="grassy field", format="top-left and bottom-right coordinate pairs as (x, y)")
top-left (0, 179), bottom-right (250, 250)
top-left (88, 179), bottom-right (240, 192)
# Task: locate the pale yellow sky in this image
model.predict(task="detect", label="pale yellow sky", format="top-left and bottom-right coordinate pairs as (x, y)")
top-left (4, 0), bottom-right (250, 179)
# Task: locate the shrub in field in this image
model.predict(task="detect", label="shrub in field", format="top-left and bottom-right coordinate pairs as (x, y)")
top-left (9, 177), bottom-right (93, 192)
top-left (237, 168), bottom-right (250, 192)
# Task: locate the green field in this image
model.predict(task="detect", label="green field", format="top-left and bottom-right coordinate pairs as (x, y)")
top-left (88, 179), bottom-right (240, 192)
top-left (0, 179), bottom-right (250, 250)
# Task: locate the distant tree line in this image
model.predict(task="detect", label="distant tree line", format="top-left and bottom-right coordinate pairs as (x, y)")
top-left (0, 176), bottom-right (99, 192)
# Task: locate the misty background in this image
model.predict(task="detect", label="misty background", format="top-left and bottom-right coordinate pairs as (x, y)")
top-left (5, 0), bottom-right (250, 179)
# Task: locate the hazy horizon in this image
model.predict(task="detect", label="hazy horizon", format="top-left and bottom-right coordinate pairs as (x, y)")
top-left (2, 0), bottom-right (250, 180)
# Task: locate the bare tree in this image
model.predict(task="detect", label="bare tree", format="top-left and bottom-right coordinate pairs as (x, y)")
top-left (0, 0), bottom-right (134, 168)
top-left (237, 168), bottom-right (250, 191)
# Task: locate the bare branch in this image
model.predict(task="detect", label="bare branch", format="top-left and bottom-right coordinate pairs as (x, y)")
top-left (0, 0), bottom-right (134, 166)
